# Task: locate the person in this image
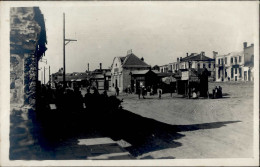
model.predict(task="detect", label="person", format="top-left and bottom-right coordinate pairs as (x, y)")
top-left (115, 86), bottom-right (119, 96)
top-left (218, 86), bottom-right (222, 98)
top-left (84, 88), bottom-right (93, 111)
top-left (128, 85), bottom-right (132, 94)
top-left (214, 86), bottom-right (218, 98)
top-left (137, 86), bottom-right (141, 99)
top-left (158, 83), bottom-right (162, 99)
top-left (141, 86), bottom-right (146, 99)
top-left (192, 88), bottom-right (197, 99)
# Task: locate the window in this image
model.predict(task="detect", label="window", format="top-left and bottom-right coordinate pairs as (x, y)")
top-left (239, 68), bottom-right (242, 77)
top-left (218, 69), bottom-right (220, 79)
top-left (239, 56), bottom-right (241, 62)
top-left (225, 69), bottom-right (227, 78)
top-left (221, 59), bottom-right (224, 65)
top-left (198, 63), bottom-right (200, 68)
top-left (203, 63), bottom-right (206, 68)
top-left (225, 57), bottom-right (227, 64)
top-left (235, 57), bottom-right (237, 64)
top-left (231, 68), bottom-right (233, 78)
top-left (218, 59), bottom-right (220, 64)
top-left (208, 63), bottom-right (211, 68)
top-left (231, 57), bottom-right (233, 64)
top-left (235, 68), bottom-right (237, 74)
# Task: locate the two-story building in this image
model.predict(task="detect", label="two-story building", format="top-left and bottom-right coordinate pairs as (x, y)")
top-left (243, 42), bottom-right (254, 81)
top-left (110, 52), bottom-right (151, 92)
top-left (178, 52), bottom-right (215, 80)
top-left (214, 42), bottom-right (254, 82)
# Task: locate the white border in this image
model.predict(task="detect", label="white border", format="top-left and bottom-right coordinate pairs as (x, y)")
top-left (0, 1), bottom-right (259, 166)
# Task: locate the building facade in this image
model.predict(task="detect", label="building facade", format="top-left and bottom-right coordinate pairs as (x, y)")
top-left (110, 52), bottom-right (151, 92)
top-left (177, 52), bottom-right (215, 80)
top-left (214, 42), bottom-right (254, 82)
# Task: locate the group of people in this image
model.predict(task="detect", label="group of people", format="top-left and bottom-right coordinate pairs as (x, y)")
top-left (212, 86), bottom-right (223, 99)
top-left (36, 84), bottom-right (122, 115)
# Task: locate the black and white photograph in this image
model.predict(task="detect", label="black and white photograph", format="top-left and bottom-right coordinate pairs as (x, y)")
top-left (0, 1), bottom-right (259, 166)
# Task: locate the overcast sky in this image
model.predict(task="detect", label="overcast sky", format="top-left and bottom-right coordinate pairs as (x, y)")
top-left (37, 1), bottom-right (258, 77)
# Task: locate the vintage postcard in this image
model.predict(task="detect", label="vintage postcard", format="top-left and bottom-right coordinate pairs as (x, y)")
top-left (0, 1), bottom-right (259, 166)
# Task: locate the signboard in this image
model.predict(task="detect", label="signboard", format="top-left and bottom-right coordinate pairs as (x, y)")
top-left (181, 71), bottom-right (189, 80)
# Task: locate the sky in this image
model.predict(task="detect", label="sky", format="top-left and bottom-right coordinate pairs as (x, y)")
top-left (37, 1), bottom-right (258, 81)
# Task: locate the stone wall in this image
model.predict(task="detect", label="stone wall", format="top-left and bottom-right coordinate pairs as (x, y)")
top-left (10, 7), bottom-right (47, 108)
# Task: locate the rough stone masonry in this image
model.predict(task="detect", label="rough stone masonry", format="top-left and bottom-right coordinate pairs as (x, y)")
top-left (9, 7), bottom-right (47, 160)
top-left (10, 7), bottom-right (47, 109)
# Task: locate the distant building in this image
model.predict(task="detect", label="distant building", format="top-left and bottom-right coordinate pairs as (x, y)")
top-left (51, 68), bottom-right (90, 88)
top-left (110, 52), bottom-right (151, 92)
top-left (90, 66), bottom-right (111, 91)
top-left (177, 52), bottom-right (215, 80)
top-left (243, 42), bottom-right (254, 81)
top-left (214, 42), bottom-right (254, 82)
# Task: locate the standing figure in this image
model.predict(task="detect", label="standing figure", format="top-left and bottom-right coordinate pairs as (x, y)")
top-left (218, 86), bottom-right (222, 98)
top-left (115, 86), bottom-right (119, 96)
top-left (141, 86), bottom-right (146, 99)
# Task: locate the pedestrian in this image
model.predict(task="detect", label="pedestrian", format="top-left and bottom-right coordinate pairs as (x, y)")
top-left (192, 88), bottom-right (197, 99)
top-left (215, 86), bottom-right (218, 98)
top-left (115, 86), bottom-right (119, 96)
top-left (218, 86), bottom-right (222, 98)
top-left (137, 86), bottom-right (141, 99)
top-left (141, 86), bottom-right (146, 99)
top-left (158, 83), bottom-right (162, 99)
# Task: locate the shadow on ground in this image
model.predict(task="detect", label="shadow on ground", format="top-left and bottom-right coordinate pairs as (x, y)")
top-left (97, 109), bottom-right (240, 157)
top-left (10, 107), bottom-right (240, 159)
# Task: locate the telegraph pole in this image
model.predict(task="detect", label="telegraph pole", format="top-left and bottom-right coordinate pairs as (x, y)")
top-left (44, 66), bottom-right (46, 84)
top-left (63, 13), bottom-right (77, 88)
top-left (63, 13), bottom-right (66, 87)
top-left (49, 65), bottom-right (51, 86)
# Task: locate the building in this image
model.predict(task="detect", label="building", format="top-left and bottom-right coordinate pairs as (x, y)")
top-left (177, 52), bottom-right (215, 80)
top-left (214, 42), bottom-right (254, 82)
top-left (110, 52), bottom-right (151, 92)
top-left (51, 68), bottom-right (90, 88)
top-left (10, 7), bottom-right (47, 108)
top-left (243, 42), bottom-right (254, 81)
top-left (89, 66), bottom-right (111, 91)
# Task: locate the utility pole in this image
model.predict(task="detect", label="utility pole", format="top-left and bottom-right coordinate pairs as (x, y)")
top-left (44, 66), bottom-right (46, 84)
top-left (49, 65), bottom-right (51, 86)
top-left (63, 13), bottom-right (77, 88)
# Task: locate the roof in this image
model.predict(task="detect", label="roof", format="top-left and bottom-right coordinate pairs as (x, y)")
top-left (130, 70), bottom-right (160, 75)
top-left (119, 57), bottom-right (126, 63)
top-left (181, 53), bottom-right (214, 62)
top-left (122, 53), bottom-right (150, 67)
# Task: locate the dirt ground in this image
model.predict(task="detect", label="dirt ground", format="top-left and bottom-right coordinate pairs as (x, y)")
top-left (117, 82), bottom-right (254, 159)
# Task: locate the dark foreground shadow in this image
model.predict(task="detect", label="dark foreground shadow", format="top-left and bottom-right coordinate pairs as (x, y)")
top-left (97, 109), bottom-right (240, 157)
top-left (10, 107), bottom-right (240, 160)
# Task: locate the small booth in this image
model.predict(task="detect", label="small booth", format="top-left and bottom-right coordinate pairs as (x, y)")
top-left (175, 68), bottom-right (210, 98)
top-left (130, 70), bottom-right (160, 93)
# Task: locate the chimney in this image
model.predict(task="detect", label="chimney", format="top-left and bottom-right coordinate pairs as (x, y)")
top-left (201, 51), bottom-right (205, 60)
top-left (141, 57), bottom-right (144, 61)
top-left (100, 63), bottom-right (102, 70)
top-left (88, 63), bottom-right (89, 72)
top-left (186, 53), bottom-right (189, 57)
top-left (243, 42), bottom-right (247, 49)
top-left (213, 51), bottom-right (218, 59)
